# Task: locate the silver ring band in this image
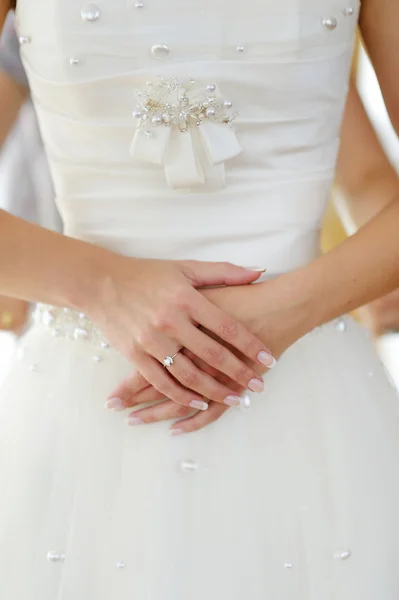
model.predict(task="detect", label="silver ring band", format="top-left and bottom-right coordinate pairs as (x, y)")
top-left (162, 349), bottom-right (182, 368)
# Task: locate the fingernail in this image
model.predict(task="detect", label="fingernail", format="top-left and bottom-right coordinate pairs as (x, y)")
top-left (244, 266), bottom-right (266, 272)
top-left (248, 378), bottom-right (264, 393)
top-left (257, 351), bottom-right (277, 368)
top-left (224, 395), bottom-right (241, 407)
top-left (170, 428), bottom-right (184, 436)
top-left (189, 400), bottom-right (209, 411)
top-left (126, 416), bottom-right (144, 426)
top-left (105, 397), bottom-right (125, 411)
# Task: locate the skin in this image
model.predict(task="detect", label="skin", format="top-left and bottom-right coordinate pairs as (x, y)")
top-left (0, 0), bottom-right (399, 432)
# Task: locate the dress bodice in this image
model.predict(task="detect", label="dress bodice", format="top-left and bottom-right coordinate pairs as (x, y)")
top-left (16, 0), bottom-right (359, 273)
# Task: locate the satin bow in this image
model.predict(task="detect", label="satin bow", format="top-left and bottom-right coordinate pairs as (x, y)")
top-left (130, 79), bottom-right (242, 190)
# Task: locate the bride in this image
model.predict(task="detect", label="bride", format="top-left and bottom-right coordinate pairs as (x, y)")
top-left (0, 0), bottom-right (399, 597)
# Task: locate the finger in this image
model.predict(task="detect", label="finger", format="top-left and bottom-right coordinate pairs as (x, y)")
top-left (170, 401), bottom-right (230, 435)
top-left (105, 370), bottom-right (150, 411)
top-left (191, 294), bottom-right (276, 369)
top-left (132, 352), bottom-right (209, 412)
top-left (142, 330), bottom-right (244, 407)
top-left (181, 260), bottom-right (266, 287)
top-left (183, 348), bottom-right (244, 394)
top-left (126, 400), bottom-right (193, 427)
top-left (178, 319), bottom-right (265, 392)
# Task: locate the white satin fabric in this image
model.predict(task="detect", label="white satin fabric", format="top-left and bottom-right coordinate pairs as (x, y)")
top-left (1, 1), bottom-right (399, 598)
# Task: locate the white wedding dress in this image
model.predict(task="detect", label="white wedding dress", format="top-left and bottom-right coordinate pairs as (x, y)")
top-left (2, 1), bottom-right (399, 598)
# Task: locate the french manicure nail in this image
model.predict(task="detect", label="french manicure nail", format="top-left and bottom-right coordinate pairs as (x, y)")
top-left (170, 428), bottom-right (184, 436)
top-left (189, 400), bottom-right (209, 411)
top-left (245, 266), bottom-right (266, 272)
top-left (105, 397), bottom-right (125, 411)
top-left (257, 351), bottom-right (277, 368)
top-left (127, 416), bottom-right (144, 426)
top-left (224, 395), bottom-right (242, 407)
top-left (248, 378), bottom-right (264, 393)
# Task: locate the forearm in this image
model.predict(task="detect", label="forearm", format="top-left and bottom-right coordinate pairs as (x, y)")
top-left (0, 210), bottom-right (112, 310)
top-left (268, 197), bottom-right (399, 332)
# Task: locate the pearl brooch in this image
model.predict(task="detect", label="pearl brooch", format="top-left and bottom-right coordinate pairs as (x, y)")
top-left (180, 460), bottom-right (198, 473)
top-left (322, 17), bottom-right (338, 30)
top-left (47, 551), bottom-right (66, 563)
top-left (81, 4), bottom-right (101, 22)
top-left (150, 44), bottom-right (170, 59)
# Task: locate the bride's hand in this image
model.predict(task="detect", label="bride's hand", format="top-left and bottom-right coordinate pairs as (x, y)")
top-left (107, 279), bottom-right (305, 432)
top-left (88, 256), bottom-right (271, 412)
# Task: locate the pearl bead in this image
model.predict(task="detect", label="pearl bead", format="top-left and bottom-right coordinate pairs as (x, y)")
top-left (135, 1), bottom-right (144, 7)
top-left (343, 7), bottom-right (354, 16)
top-left (205, 107), bottom-right (216, 118)
top-left (47, 551), bottom-right (66, 562)
top-left (162, 113), bottom-right (172, 124)
top-left (69, 57), bottom-right (80, 66)
top-left (206, 84), bottom-right (217, 92)
top-left (334, 549), bottom-right (352, 561)
top-left (236, 45), bottom-right (245, 53)
top-left (101, 340), bottom-right (110, 349)
top-left (151, 115), bottom-right (162, 125)
top-left (336, 319), bottom-right (346, 332)
top-left (116, 561), bottom-right (125, 568)
top-left (241, 395), bottom-right (251, 409)
top-left (322, 17), bottom-right (338, 30)
top-left (92, 355), bottom-right (103, 363)
top-left (81, 4), bottom-right (101, 22)
top-left (133, 110), bottom-right (143, 119)
top-left (180, 460), bottom-right (198, 473)
top-left (19, 35), bottom-right (31, 45)
top-left (150, 44), bottom-right (170, 59)
top-left (284, 562), bottom-right (293, 569)
top-left (224, 100), bottom-right (233, 109)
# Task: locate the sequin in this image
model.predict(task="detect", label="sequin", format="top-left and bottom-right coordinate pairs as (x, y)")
top-left (47, 551), bottom-right (66, 562)
top-left (322, 17), bottom-right (338, 30)
top-left (81, 4), bottom-right (101, 22)
top-left (150, 44), bottom-right (170, 59)
top-left (334, 549), bottom-right (352, 561)
top-left (180, 460), bottom-right (198, 472)
top-left (19, 35), bottom-right (31, 45)
top-left (343, 7), bottom-right (354, 16)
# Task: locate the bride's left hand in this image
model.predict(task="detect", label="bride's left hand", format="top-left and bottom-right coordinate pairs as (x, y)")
top-left (107, 279), bottom-right (308, 433)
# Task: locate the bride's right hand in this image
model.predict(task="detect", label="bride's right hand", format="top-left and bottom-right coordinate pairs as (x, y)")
top-left (86, 256), bottom-right (268, 411)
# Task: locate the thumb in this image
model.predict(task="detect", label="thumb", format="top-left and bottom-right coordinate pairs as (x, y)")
top-left (181, 261), bottom-right (266, 287)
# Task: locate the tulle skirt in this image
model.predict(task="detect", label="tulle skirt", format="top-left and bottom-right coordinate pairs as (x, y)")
top-left (1, 313), bottom-right (399, 599)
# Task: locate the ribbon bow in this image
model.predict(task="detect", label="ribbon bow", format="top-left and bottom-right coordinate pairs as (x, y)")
top-left (130, 77), bottom-right (242, 190)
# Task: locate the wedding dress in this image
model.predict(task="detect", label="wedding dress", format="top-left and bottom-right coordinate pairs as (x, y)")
top-left (1, 1), bottom-right (399, 598)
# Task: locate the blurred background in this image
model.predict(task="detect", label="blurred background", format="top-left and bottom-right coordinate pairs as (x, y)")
top-left (0, 35), bottom-right (398, 387)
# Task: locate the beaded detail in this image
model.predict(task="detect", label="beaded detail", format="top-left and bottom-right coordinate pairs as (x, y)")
top-left (34, 304), bottom-right (109, 348)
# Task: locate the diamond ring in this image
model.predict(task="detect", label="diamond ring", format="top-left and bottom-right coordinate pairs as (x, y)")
top-left (162, 349), bottom-right (182, 368)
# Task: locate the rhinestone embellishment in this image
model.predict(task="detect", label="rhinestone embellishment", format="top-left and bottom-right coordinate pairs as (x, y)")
top-left (150, 44), bottom-right (170, 59)
top-left (132, 77), bottom-right (238, 134)
top-left (81, 4), bottom-right (101, 22)
top-left (34, 304), bottom-right (109, 348)
top-left (322, 17), bottom-right (338, 30)
top-left (47, 551), bottom-right (66, 563)
top-left (180, 460), bottom-right (199, 473)
top-left (334, 549), bottom-right (352, 561)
